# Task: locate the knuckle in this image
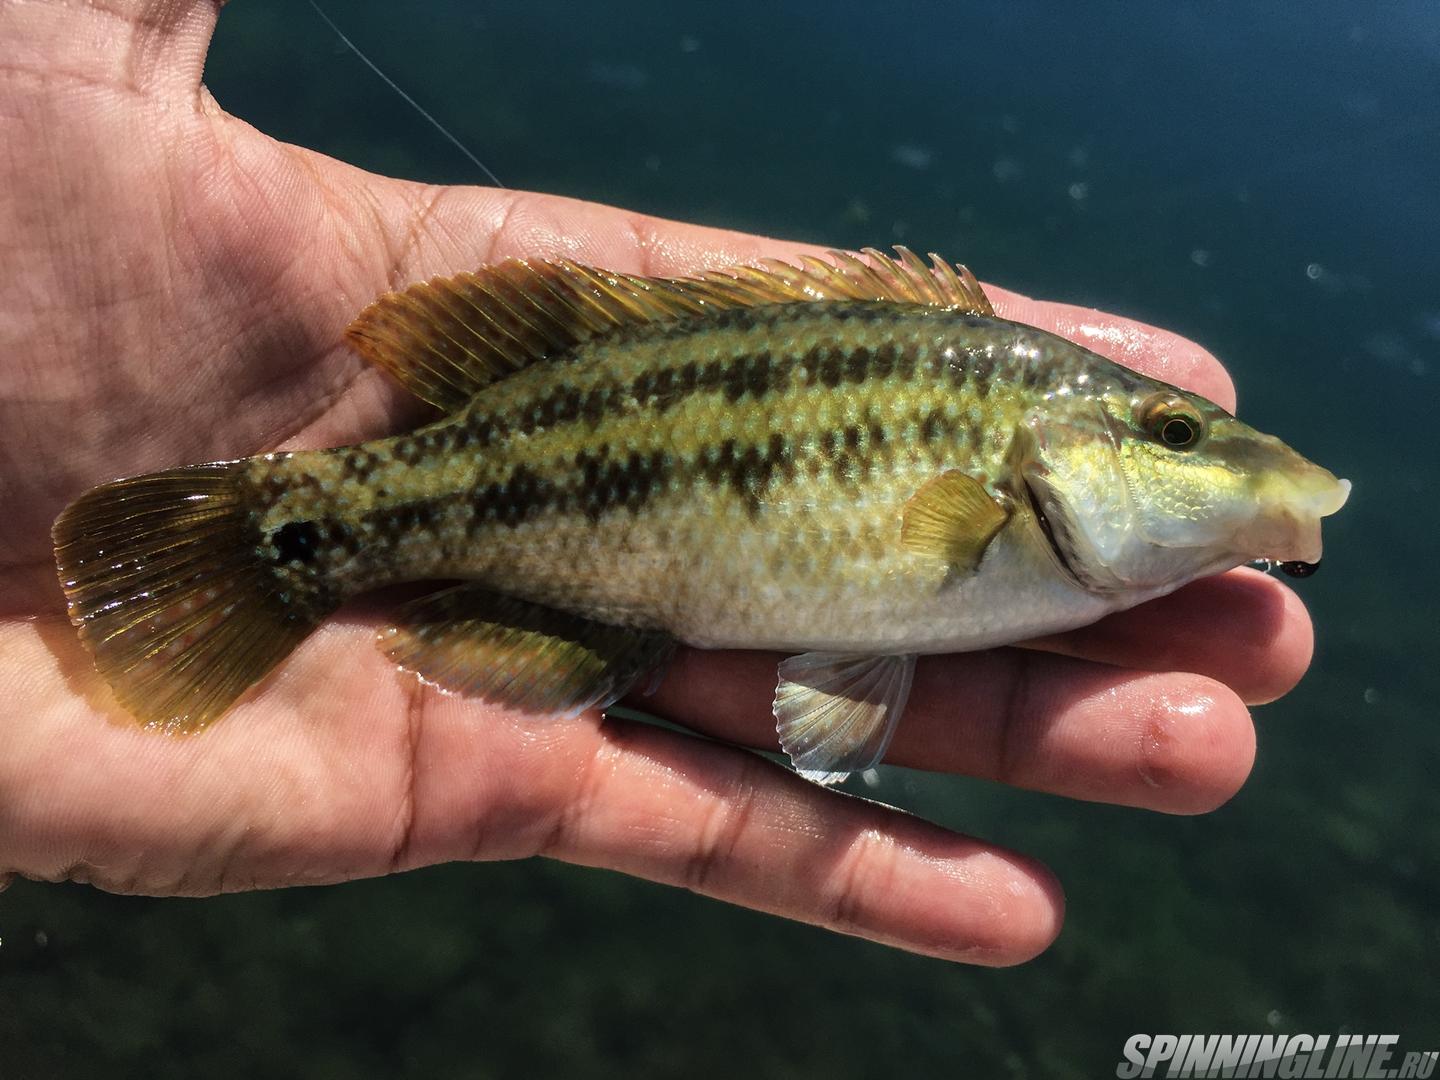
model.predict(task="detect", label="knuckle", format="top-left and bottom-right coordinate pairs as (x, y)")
top-left (681, 757), bottom-right (762, 893)
top-left (819, 827), bottom-right (897, 937)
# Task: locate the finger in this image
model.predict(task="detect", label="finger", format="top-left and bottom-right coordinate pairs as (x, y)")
top-left (638, 648), bottom-right (1255, 816)
top-left (1022, 567), bottom-right (1314, 705)
top-left (414, 692), bottom-right (1067, 966)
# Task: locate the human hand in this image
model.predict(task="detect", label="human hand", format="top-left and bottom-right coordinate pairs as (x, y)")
top-left (0, 0), bottom-right (1312, 963)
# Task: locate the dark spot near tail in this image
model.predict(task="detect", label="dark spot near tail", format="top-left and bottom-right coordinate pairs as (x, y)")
top-left (273, 521), bottom-right (320, 564)
top-left (1281, 559), bottom-right (1319, 578)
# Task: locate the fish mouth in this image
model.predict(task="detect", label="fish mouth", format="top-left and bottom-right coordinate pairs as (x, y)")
top-left (1246, 477), bottom-right (1351, 567)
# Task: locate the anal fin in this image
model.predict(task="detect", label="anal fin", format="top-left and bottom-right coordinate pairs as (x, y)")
top-left (380, 585), bottom-right (674, 717)
top-left (773, 652), bottom-right (917, 785)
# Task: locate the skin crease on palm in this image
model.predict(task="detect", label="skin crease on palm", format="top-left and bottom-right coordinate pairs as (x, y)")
top-left (0, 1), bottom-right (1316, 965)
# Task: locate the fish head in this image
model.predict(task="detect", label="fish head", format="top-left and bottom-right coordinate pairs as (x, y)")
top-left (1015, 384), bottom-right (1350, 593)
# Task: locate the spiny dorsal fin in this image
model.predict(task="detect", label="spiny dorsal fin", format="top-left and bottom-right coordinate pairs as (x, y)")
top-left (346, 247), bottom-right (992, 411)
top-left (900, 470), bottom-right (1011, 575)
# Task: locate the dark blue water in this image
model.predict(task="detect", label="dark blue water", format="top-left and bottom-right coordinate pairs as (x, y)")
top-left (4, 2), bottom-right (1438, 1075)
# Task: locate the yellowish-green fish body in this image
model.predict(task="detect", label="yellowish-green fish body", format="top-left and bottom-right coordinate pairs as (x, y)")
top-left (53, 249), bottom-right (1350, 783)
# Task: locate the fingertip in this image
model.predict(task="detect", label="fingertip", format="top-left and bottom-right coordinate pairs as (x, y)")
top-left (962, 850), bottom-right (1067, 967)
top-left (1244, 574), bottom-right (1315, 705)
top-left (876, 835), bottom-right (1065, 966)
top-left (1161, 568), bottom-right (1315, 706)
top-left (1135, 674), bottom-right (1255, 816)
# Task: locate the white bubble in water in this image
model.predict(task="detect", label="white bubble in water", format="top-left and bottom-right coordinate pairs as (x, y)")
top-left (891, 143), bottom-right (933, 170)
top-left (992, 157), bottom-right (1022, 183)
top-left (1306, 262), bottom-right (1324, 280)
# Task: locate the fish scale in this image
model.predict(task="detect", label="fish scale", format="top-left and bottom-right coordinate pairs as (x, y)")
top-left (52, 248), bottom-right (1348, 784)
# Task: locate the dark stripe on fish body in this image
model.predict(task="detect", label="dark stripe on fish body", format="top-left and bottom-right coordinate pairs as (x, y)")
top-left (283, 307), bottom-right (1049, 565)
top-left (335, 426), bottom-right (802, 533)
top-left (470, 463), bottom-right (549, 528)
top-left (342, 449), bottom-right (381, 482)
top-left (968, 348), bottom-right (997, 398)
top-left (575, 449), bottom-right (675, 521)
top-left (694, 435), bottom-right (796, 516)
top-left (469, 317), bottom-right (934, 445)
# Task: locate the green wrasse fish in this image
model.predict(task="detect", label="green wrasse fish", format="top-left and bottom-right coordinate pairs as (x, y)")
top-left (52, 248), bottom-right (1350, 783)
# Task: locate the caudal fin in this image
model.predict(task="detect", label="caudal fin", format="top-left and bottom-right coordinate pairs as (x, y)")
top-left (52, 463), bottom-right (336, 733)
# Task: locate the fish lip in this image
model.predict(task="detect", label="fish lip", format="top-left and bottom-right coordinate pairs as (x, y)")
top-left (1242, 476), bottom-right (1348, 567)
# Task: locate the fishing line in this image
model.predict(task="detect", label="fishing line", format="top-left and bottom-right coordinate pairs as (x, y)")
top-left (305, 0), bottom-right (506, 189)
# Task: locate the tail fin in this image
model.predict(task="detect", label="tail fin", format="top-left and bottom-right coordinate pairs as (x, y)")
top-left (52, 463), bottom-right (337, 733)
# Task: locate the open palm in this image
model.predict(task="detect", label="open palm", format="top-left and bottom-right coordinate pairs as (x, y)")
top-left (0, 0), bottom-right (1312, 963)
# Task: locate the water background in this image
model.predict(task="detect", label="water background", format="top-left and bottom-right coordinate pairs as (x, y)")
top-left (3, 2), bottom-right (1438, 1075)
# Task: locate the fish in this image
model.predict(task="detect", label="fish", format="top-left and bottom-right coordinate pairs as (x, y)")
top-left (51, 247), bottom-right (1351, 784)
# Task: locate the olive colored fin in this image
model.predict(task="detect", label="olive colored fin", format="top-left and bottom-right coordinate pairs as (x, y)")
top-left (900, 470), bottom-right (1011, 575)
top-left (773, 652), bottom-right (916, 786)
top-left (52, 464), bottom-right (336, 734)
top-left (345, 247), bottom-right (992, 411)
top-left (379, 584), bottom-right (674, 717)
top-left (697, 246), bottom-right (993, 315)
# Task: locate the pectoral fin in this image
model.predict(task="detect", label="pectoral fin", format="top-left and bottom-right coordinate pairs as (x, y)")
top-left (900, 470), bottom-right (1010, 575)
top-left (380, 585), bottom-right (674, 717)
top-left (773, 652), bottom-right (917, 785)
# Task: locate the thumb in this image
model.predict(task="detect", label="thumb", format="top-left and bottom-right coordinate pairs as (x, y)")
top-left (2, 0), bottom-right (222, 100)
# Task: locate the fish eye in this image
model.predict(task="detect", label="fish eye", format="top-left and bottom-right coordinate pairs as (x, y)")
top-left (1139, 393), bottom-right (1205, 450)
top-left (1160, 415), bottom-right (1199, 447)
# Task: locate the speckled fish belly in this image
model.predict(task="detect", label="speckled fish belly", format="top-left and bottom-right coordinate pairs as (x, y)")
top-left (52, 248), bottom-right (1350, 785)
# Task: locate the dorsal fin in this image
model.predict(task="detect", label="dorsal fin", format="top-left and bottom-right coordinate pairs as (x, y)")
top-left (345, 246), bottom-right (993, 411)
